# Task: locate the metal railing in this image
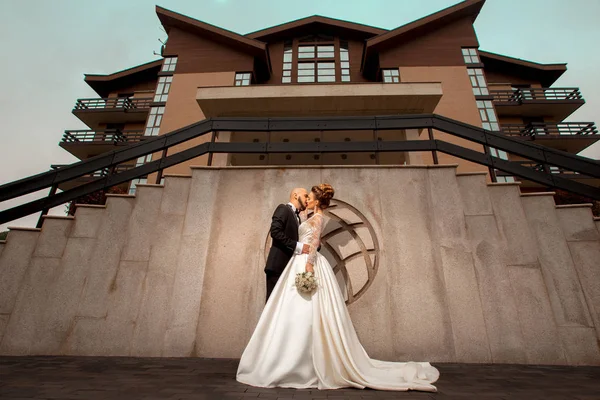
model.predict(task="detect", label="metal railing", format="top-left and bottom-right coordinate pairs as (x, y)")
top-left (1, 114), bottom-right (600, 225)
top-left (492, 88), bottom-right (583, 103)
top-left (501, 122), bottom-right (597, 137)
top-left (50, 164), bottom-right (135, 178)
top-left (61, 129), bottom-right (146, 144)
top-left (73, 97), bottom-right (153, 111)
top-left (497, 161), bottom-right (595, 179)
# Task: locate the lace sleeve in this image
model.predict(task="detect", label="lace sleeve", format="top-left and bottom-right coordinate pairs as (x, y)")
top-left (306, 214), bottom-right (324, 265)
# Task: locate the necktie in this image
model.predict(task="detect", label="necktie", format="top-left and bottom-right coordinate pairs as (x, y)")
top-left (295, 209), bottom-right (301, 225)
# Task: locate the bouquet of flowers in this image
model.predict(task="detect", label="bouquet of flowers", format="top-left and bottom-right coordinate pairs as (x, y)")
top-left (295, 271), bottom-right (318, 294)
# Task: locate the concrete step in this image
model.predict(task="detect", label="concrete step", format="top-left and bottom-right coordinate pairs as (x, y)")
top-left (34, 216), bottom-right (74, 259)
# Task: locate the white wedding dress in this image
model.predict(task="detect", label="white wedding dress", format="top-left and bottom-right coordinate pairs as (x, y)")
top-left (236, 213), bottom-right (440, 392)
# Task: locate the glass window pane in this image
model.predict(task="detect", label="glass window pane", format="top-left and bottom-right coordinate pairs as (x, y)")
top-left (341, 69), bottom-right (350, 75)
top-left (156, 83), bottom-right (164, 94)
top-left (476, 76), bottom-right (487, 87)
top-left (498, 150), bottom-right (508, 159)
top-left (283, 63), bottom-right (291, 70)
top-left (392, 77), bottom-right (399, 82)
top-left (481, 88), bottom-right (489, 95)
top-left (462, 49), bottom-right (470, 55)
top-left (298, 52), bottom-right (314, 58)
top-left (283, 53), bottom-right (292, 62)
top-left (298, 63), bottom-right (314, 69)
top-left (318, 75), bottom-right (336, 82)
top-left (340, 52), bottom-right (349, 61)
top-left (317, 45), bottom-right (334, 52)
top-left (242, 79), bottom-right (250, 85)
top-left (470, 76), bottom-right (478, 86)
top-left (298, 69), bottom-right (315, 76)
top-left (469, 49), bottom-right (477, 56)
top-left (486, 109), bottom-right (497, 122)
top-left (341, 75), bottom-right (351, 82)
top-left (299, 45), bottom-right (315, 52)
top-left (341, 62), bottom-right (350, 69)
top-left (467, 69), bottom-right (475, 76)
top-left (160, 94), bottom-right (168, 102)
top-left (283, 70), bottom-right (291, 77)
top-left (317, 52), bottom-right (334, 58)
top-left (476, 100), bottom-right (484, 108)
top-left (391, 70), bottom-right (399, 76)
top-left (318, 69), bottom-right (335, 76)
top-left (383, 70), bottom-right (391, 76)
top-left (473, 88), bottom-right (481, 96)
top-left (318, 62), bottom-right (335, 69)
top-left (282, 77), bottom-right (291, 83)
top-left (166, 76), bottom-right (173, 83)
top-left (383, 76), bottom-right (392, 82)
top-left (298, 76), bottom-right (315, 83)
top-left (485, 100), bottom-right (493, 108)
top-left (490, 122), bottom-right (500, 131)
top-left (479, 109), bottom-right (488, 121)
top-left (482, 122), bottom-right (491, 130)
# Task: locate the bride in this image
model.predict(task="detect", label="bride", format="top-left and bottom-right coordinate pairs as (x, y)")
top-left (236, 184), bottom-right (440, 392)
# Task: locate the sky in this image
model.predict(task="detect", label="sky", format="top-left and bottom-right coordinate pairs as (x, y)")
top-left (1, 0), bottom-right (599, 231)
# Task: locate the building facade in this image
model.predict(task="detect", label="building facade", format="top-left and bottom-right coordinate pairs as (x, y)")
top-left (57, 0), bottom-right (598, 196)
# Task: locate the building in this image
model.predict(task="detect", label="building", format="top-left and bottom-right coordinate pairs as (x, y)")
top-left (1, 0), bottom-right (600, 365)
top-left (56, 0), bottom-right (598, 197)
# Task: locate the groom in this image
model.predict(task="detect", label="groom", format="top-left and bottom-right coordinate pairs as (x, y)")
top-left (264, 188), bottom-right (310, 302)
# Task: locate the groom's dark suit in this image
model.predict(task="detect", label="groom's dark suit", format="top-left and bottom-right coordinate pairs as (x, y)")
top-left (264, 203), bottom-right (301, 301)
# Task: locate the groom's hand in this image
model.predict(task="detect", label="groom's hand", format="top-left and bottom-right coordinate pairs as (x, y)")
top-left (302, 244), bottom-right (310, 254)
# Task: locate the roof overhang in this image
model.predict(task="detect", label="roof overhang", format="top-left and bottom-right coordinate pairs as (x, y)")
top-left (245, 15), bottom-right (387, 41)
top-left (156, 6), bottom-right (272, 81)
top-left (480, 51), bottom-right (567, 87)
top-left (84, 59), bottom-right (162, 97)
top-left (196, 82), bottom-right (443, 118)
top-left (362, 0), bottom-right (486, 79)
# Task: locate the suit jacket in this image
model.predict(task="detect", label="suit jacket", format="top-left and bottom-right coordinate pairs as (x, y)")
top-left (265, 204), bottom-right (299, 275)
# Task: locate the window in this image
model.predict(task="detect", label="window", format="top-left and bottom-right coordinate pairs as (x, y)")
top-left (468, 68), bottom-right (488, 96)
top-left (317, 62), bottom-right (335, 82)
top-left (382, 69), bottom-right (399, 83)
top-left (476, 100), bottom-right (499, 131)
top-left (317, 45), bottom-right (334, 58)
top-left (297, 62), bottom-right (315, 83)
top-left (162, 57), bottom-right (178, 72)
top-left (154, 76), bottom-right (172, 102)
top-left (340, 41), bottom-right (350, 82)
top-left (496, 175), bottom-right (516, 183)
top-left (462, 48), bottom-right (480, 64)
top-left (135, 154), bottom-right (152, 167)
top-left (282, 41), bottom-right (292, 84)
top-left (489, 147), bottom-right (508, 160)
top-left (235, 72), bottom-right (251, 86)
top-left (129, 178), bottom-right (148, 195)
top-left (145, 106), bottom-right (164, 136)
top-left (298, 45), bottom-right (315, 59)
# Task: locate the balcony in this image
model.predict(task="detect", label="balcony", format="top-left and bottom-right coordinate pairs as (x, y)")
top-left (500, 122), bottom-right (599, 153)
top-left (496, 161), bottom-right (599, 189)
top-left (196, 82), bottom-right (443, 117)
top-left (59, 129), bottom-right (147, 159)
top-left (492, 88), bottom-right (584, 120)
top-left (72, 97), bottom-right (152, 129)
top-left (50, 164), bottom-right (135, 192)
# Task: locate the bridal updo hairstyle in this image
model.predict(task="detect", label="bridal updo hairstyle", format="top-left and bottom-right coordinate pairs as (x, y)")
top-left (311, 184), bottom-right (335, 209)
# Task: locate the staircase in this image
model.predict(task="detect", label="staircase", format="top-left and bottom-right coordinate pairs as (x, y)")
top-left (0, 165), bottom-right (599, 365)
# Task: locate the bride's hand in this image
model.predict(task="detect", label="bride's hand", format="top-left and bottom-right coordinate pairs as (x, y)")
top-left (305, 263), bottom-right (314, 274)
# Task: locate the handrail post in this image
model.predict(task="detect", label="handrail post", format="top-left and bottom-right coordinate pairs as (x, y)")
top-left (427, 127), bottom-right (438, 165)
top-left (36, 184), bottom-right (58, 228)
top-left (207, 131), bottom-right (217, 166)
top-left (155, 149), bottom-right (168, 184)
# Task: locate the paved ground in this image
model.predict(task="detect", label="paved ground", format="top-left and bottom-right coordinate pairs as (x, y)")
top-left (1, 356), bottom-right (599, 400)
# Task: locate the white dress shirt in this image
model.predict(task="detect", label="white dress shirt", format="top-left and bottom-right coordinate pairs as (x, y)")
top-left (287, 202), bottom-right (304, 255)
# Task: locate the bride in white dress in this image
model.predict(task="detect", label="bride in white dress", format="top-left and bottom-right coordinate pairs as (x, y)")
top-left (237, 184), bottom-right (440, 392)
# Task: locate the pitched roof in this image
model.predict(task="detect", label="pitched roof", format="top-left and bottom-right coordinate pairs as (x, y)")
top-left (156, 6), bottom-right (266, 55)
top-left (84, 59), bottom-right (163, 97)
top-left (366, 0), bottom-right (485, 50)
top-left (479, 50), bottom-right (566, 86)
top-left (245, 15), bottom-right (387, 41)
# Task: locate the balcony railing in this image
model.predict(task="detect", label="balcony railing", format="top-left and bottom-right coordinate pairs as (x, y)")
top-left (501, 122), bottom-right (597, 137)
top-left (61, 129), bottom-right (146, 144)
top-left (73, 97), bottom-right (153, 111)
top-left (492, 88), bottom-right (583, 104)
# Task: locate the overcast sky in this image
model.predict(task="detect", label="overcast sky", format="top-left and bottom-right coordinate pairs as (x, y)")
top-left (1, 0), bottom-right (599, 231)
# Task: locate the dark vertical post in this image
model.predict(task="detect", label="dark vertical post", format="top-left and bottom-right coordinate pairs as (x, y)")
top-left (428, 127), bottom-right (439, 165)
top-left (36, 184), bottom-right (58, 228)
top-left (207, 131), bottom-right (217, 166)
top-left (484, 145), bottom-right (498, 182)
top-left (155, 149), bottom-right (168, 184)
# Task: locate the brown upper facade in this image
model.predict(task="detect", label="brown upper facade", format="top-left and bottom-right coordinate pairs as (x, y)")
top-left (82, 0), bottom-right (568, 92)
